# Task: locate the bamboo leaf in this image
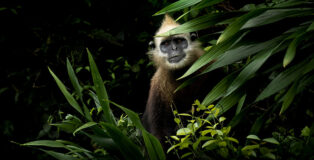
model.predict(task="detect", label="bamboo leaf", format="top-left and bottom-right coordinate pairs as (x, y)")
top-left (201, 72), bottom-right (237, 106)
top-left (242, 8), bottom-right (314, 29)
top-left (40, 149), bottom-right (79, 160)
top-left (280, 80), bottom-right (298, 115)
top-left (204, 36), bottom-right (283, 74)
top-left (48, 67), bottom-right (83, 116)
top-left (235, 94), bottom-right (246, 115)
top-left (215, 89), bottom-right (245, 117)
top-left (157, 12), bottom-right (237, 36)
top-left (73, 122), bottom-right (97, 136)
top-left (179, 30), bottom-right (248, 80)
top-left (153, 0), bottom-right (202, 16)
top-left (66, 59), bottom-right (92, 121)
top-left (23, 140), bottom-right (66, 148)
top-left (256, 58), bottom-right (314, 102)
top-left (109, 101), bottom-right (165, 160)
top-left (283, 32), bottom-right (306, 67)
top-left (87, 48), bottom-right (116, 125)
top-left (225, 40), bottom-right (284, 96)
top-left (217, 8), bottom-right (267, 43)
top-left (101, 123), bottom-right (144, 160)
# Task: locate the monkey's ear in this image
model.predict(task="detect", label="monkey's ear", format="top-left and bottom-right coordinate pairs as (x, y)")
top-left (190, 32), bottom-right (198, 41)
top-left (149, 41), bottom-right (155, 50)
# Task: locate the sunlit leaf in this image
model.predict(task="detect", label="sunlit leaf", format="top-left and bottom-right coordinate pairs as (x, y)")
top-left (283, 32), bottom-right (306, 67)
top-left (202, 140), bottom-right (218, 148)
top-left (247, 135), bottom-right (261, 141)
top-left (73, 122), bottom-right (97, 136)
top-left (262, 138), bottom-right (280, 145)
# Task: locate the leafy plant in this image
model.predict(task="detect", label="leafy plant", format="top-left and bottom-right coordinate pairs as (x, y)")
top-left (155, 0), bottom-right (314, 137)
top-left (19, 49), bottom-right (165, 160)
top-left (166, 100), bottom-right (280, 159)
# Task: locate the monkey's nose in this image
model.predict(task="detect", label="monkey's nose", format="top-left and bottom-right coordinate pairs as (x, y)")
top-left (171, 43), bottom-right (177, 50)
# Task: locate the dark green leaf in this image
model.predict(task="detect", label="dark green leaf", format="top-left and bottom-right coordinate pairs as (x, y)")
top-left (48, 67), bottom-right (83, 116)
top-left (280, 80), bottom-right (298, 115)
top-left (202, 72), bottom-right (237, 106)
top-left (235, 94), bottom-right (246, 115)
top-left (204, 36), bottom-right (283, 74)
top-left (101, 123), bottom-right (144, 160)
top-left (283, 32), bottom-right (306, 67)
top-left (40, 149), bottom-right (79, 160)
top-left (87, 48), bottom-right (116, 125)
top-left (154, 0), bottom-right (201, 16)
top-left (225, 40), bottom-right (284, 96)
top-left (23, 140), bottom-right (66, 148)
top-left (180, 31), bottom-right (248, 79)
top-left (256, 58), bottom-right (314, 102)
top-left (217, 8), bottom-right (267, 43)
top-left (157, 12), bottom-right (237, 36)
top-left (109, 101), bottom-right (165, 160)
top-left (242, 8), bottom-right (314, 29)
top-left (66, 59), bottom-right (92, 121)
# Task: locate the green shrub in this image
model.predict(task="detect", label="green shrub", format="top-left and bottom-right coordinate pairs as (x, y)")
top-left (20, 49), bottom-right (165, 160)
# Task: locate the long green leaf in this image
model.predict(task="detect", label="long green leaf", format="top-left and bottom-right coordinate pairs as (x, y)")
top-left (215, 88), bottom-right (245, 116)
top-left (235, 94), bottom-right (246, 115)
top-left (201, 71), bottom-right (237, 106)
top-left (23, 140), bottom-right (66, 148)
top-left (217, 8), bottom-right (267, 43)
top-left (66, 59), bottom-right (92, 121)
top-left (280, 81), bottom-right (297, 115)
top-left (242, 8), bottom-right (314, 29)
top-left (203, 36), bottom-right (283, 74)
top-left (109, 101), bottom-right (165, 160)
top-left (157, 12), bottom-right (237, 36)
top-left (283, 32), bottom-right (306, 67)
top-left (179, 30), bottom-right (248, 80)
top-left (73, 122), bottom-right (97, 136)
top-left (101, 123), bottom-right (144, 160)
top-left (40, 149), bottom-right (79, 160)
top-left (153, 0), bottom-right (201, 16)
top-left (87, 48), bottom-right (116, 125)
top-left (225, 40), bottom-right (284, 96)
top-left (48, 67), bottom-right (83, 116)
top-left (256, 57), bottom-right (314, 102)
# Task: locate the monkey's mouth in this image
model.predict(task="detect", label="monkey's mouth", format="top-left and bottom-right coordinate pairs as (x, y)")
top-left (168, 54), bottom-right (186, 63)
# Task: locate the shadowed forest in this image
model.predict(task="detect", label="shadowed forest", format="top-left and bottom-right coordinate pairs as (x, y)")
top-left (1, 0), bottom-right (313, 159)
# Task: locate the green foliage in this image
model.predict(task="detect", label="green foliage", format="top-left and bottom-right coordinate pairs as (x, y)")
top-left (156, 0), bottom-right (314, 136)
top-left (166, 100), bottom-right (281, 159)
top-left (22, 51), bottom-right (165, 160)
top-left (155, 0), bottom-right (314, 159)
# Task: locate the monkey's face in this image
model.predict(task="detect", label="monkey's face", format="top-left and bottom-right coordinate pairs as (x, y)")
top-left (160, 36), bottom-right (188, 64)
top-left (151, 33), bottom-right (199, 70)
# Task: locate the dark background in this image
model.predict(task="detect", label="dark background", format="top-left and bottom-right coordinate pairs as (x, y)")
top-left (0, 0), bottom-right (170, 159)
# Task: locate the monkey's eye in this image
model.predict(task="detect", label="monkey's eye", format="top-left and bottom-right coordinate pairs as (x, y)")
top-left (149, 41), bottom-right (155, 49)
top-left (190, 32), bottom-right (198, 41)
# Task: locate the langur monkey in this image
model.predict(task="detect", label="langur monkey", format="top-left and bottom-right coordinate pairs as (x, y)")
top-left (142, 15), bottom-right (220, 144)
